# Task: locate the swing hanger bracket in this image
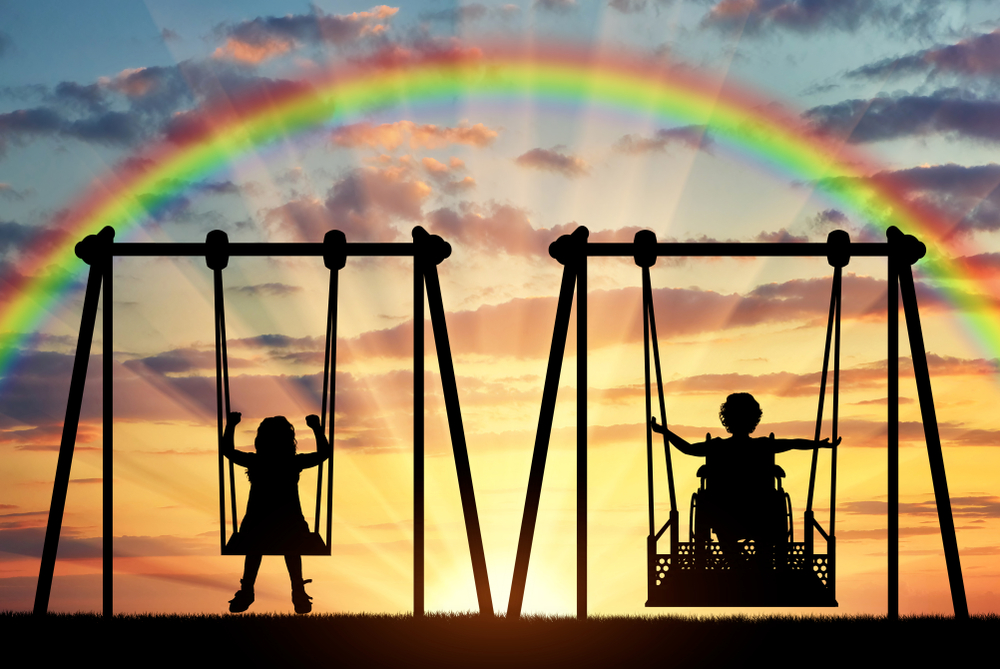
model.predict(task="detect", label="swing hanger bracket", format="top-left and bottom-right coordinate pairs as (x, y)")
top-left (412, 226), bottom-right (452, 267)
top-left (633, 229), bottom-right (658, 268)
top-left (205, 230), bottom-right (229, 270)
top-left (549, 226), bottom-right (589, 267)
top-left (323, 230), bottom-right (347, 270)
top-left (826, 229), bottom-right (852, 268)
top-left (886, 225), bottom-right (926, 266)
top-left (75, 226), bottom-right (115, 266)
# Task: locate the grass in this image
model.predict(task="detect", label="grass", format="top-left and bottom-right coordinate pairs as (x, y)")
top-left (5, 611), bottom-right (996, 666)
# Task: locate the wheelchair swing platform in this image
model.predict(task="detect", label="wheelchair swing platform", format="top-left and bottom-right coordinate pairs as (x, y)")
top-left (646, 542), bottom-right (837, 607)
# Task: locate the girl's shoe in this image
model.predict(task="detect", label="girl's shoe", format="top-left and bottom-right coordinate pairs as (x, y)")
top-left (229, 581), bottom-right (255, 613)
top-left (292, 579), bottom-right (313, 614)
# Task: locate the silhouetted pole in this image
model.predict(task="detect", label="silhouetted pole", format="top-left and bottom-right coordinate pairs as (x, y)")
top-left (507, 228), bottom-right (586, 618)
top-left (103, 230), bottom-right (113, 617)
top-left (415, 227), bottom-right (494, 616)
top-left (889, 226), bottom-right (969, 620)
top-left (412, 229), bottom-right (425, 617)
top-left (888, 231), bottom-right (899, 620)
top-left (321, 231), bottom-right (345, 561)
top-left (576, 229), bottom-right (588, 619)
top-left (34, 226), bottom-right (113, 615)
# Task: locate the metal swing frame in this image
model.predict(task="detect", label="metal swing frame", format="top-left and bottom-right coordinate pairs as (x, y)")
top-left (506, 225), bottom-right (969, 620)
top-left (34, 225), bottom-right (494, 617)
top-left (641, 229), bottom-right (843, 607)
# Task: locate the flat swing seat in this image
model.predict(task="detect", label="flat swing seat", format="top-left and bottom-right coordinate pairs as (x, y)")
top-left (222, 530), bottom-right (329, 556)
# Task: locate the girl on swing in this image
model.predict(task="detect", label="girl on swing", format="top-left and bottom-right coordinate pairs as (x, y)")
top-left (223, 411), bottom-right (332, 614)
top-left (651, 393), bottom-right (839, 568)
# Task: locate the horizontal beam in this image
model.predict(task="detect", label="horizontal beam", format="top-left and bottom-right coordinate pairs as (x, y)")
top-left (585, 242), bottom-right (889, 258)
top-left (110, 241), bottom-right (415, 257)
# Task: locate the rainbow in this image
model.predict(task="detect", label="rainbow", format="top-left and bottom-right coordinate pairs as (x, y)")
top-left (0, 43), bottom-right (995, 385)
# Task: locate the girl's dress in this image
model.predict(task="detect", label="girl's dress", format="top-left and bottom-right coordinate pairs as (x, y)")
top-left (227, 451), bottom-right (326, 555)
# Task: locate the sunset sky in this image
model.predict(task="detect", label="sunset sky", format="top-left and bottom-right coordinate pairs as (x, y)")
top-left (2, 1), bottom-right (1000, 616)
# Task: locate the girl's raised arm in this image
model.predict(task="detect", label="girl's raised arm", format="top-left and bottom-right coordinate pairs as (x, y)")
top-left (299, 414), bottom-right (331, 468)
top-left (223, 412), bottom-right (253, 467)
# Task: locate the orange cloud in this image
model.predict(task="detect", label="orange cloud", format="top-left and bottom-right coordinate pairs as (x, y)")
top-left (213, 6), bottom-right (400, 64)
top-left (515, 147), bottom-right (589, 177)
top-left (213, 37), bottom-right (294, 64)
top-left (331, 120), bottom-right (499, 151)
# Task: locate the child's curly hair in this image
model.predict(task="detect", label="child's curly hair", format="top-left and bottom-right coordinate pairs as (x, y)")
top-left (719, 393), bottom-right (762, 435)
top-left (254, 416), bottom-right (297, 457)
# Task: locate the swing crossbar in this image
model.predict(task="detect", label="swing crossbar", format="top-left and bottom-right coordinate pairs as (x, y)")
top-left (584, 241), bottom-right (889, 257)
top-left (110, 242), bottom-right (416, 257)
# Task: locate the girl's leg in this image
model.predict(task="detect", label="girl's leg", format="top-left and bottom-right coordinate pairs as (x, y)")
top-left (284, 554), bottom-right (303, 585)
top-left (229, 555), bottom-right (261, 613)
top-left (285, 555), bottom-right (313, 614)
top-left (242, 554), bottom-right (263, 588)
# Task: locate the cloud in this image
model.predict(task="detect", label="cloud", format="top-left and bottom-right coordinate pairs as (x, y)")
top-left (535, 0), bottom-right (577, 12)
top-left (228, 283), bottom-right (303, 297)
top-left (421, 4), bottom-right (490, 23)
top-left (331, 120), bottom-right (499, 151)
top-left (700, 0), bottom-right (951, 37)
top-left (841, 496), bottom-right (1000, 518)
top-left (264, 163), bottom-right (431, 241)
top-left (0, 221), bottom-right (33, 255)
top-left (515, 147), bottom-right (590, 177)
top-left (0, 65), bottom-right (196, 154)
top-left (820, 163), bottom-right (1000, 234)
top-left (0, 31), bottom-right (11, 58)
top-left (846, 29), bottom-right (1000, 81)
top-left (0, 526), bottom-right (101, 558)
top-left (609, 0), bottom-right (649, 13)
top-left (803, 90), bottom-right (1000, 145)
top-left (342, 272), bottom-right (917, 362)
top-left (615, 126), bottom-right (713, 154)
top-left (702, 0), bottom-right (869, 34)
top-left (213, 6), bottom-right (399, 63)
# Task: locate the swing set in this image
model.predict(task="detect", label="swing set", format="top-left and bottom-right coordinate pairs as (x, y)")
top-left (33, 225), bottom-right (494, 617)
top-left (34, 223), bottom-right (968, 620)
top-left (505, 225), bottom-right (969, 619)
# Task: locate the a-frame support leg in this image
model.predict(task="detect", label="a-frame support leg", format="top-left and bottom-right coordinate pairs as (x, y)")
top-left (508, 228), bottom-right (586, 618)
top-left (888, 236), bottom-right (899, 619)
top-left (413, 237), bottom-right (425, 617)
top-left (34, 226), bottom-right (114, 615)
top-left (415, 228), bottom-right (493, 616)
top-left (103, 232), bottom-right (113, 616)
top-left (889, 227), bottom-right (969, 619)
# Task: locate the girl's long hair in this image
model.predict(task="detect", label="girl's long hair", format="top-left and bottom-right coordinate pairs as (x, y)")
top-left (254, 416), bottom-right (297, 457)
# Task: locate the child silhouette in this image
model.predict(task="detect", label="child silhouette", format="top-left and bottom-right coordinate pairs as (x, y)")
top-left (222, 411), bottom-right (331, 613)
top-left (651, 393), bottom-right (838, 566)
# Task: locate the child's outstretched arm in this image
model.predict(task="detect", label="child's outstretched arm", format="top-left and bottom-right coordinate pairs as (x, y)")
top-left (301, 414), bottom-right (332, 468)
top-left (223, 412), bottom-right (252, 466)
top-left (770, 433), bottom-right (843, 453)
top-left (650, 416), bottom-right (709, 457)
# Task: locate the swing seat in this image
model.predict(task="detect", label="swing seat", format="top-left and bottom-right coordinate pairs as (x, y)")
top-left (646, 465), bottom-right (835, 607)
top-left (223, 531), bottom-right (329, 556)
